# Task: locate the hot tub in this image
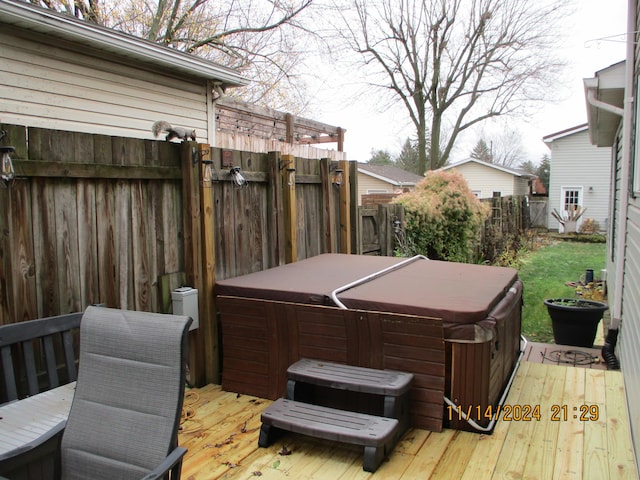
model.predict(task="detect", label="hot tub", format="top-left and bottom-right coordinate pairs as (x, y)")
top-left (215, 254), bottom-right (522, 432)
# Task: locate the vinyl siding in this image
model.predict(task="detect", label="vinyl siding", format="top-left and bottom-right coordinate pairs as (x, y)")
top-left (620, 194), bottom-right (640, 467)
top-left (619, 0), bottom-right (640, 467)
top-left (446, 162), bottom-right (517, 198)
top-left (513, 177), bottom-right (530, 196)
top-left (607, 128), bottom-right (623, 302)
top-left (546, 129), bottom-right (612, 231)
top-left (0, 27), bottom-right (210, 142)
top-left (357, 174), bottom-right (395, 204)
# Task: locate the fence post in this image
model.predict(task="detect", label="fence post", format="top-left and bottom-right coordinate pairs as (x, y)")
top-left (348, 160), bottom-right (358, 255)
top-left (198, 144), bottom-right (219, 385)
top-left (320, 158), bottom-right (336, 253)
top-left (339, 160), bottom-right (351, 254)
top-left (181, 142), bottom-right (205, 387)
top-left (281, 154), bottom-right (297, 263)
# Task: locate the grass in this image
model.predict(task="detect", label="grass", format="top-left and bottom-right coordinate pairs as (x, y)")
top-left (517, 239), bottom-right (606, 343)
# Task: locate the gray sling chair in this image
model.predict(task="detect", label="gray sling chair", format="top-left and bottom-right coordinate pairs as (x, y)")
top-left (26, 306), bottom-right (191, 479)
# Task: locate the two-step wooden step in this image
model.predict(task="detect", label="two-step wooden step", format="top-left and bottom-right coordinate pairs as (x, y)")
top-left (259, 358), bottom-right (414, 472)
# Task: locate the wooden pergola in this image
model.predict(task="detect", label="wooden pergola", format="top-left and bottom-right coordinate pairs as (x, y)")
top-left (215, 97), bottom-right (345, 151)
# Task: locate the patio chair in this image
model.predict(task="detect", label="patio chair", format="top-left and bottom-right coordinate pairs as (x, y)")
top-left (47, 306), bottom-right (191, 480)
top-left (57, 305), bottom-right (192, 480)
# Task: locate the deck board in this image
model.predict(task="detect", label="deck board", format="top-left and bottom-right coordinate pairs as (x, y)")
top-left (179, 361), bottom-right (637, 479)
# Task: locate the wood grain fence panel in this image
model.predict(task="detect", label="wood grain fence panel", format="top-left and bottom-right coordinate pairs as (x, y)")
top-left (31, 179), bottom-right (58, 318)
top-left (55, 180), bottom-right (81, 313)
top-left (150, 182), bottom-right (166, 281)
top-left (0, 188), bottom-right (8, 324)
top-left (94, 134), bottom-right (113, 165)
top-left (76, 180), bottom-right (99, 308)
top-left (116, 181), bottom-right (134, 309)
top-left (130, 180), bottom-right (153, 311)
top-left (6, 182), bottom-right (37, 323)
top-left (248, 184), bottom-right (267, 274)
top-left (112, 137), bottom-right (145, 166)
top-left (95, 179), bottom-right (119, 307)
top-left (152, 180), bottom-right (184, 277)
top-left (164, 183), bottom-right (184, 274)
top-left (235, 185), bottom-right (252, 276)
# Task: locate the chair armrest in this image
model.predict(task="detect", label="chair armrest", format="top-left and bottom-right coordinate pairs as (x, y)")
top-left (0, 420), bottom-right (66, 478)
top-left (0, 419), bottom-right (66, 461)
top-left (140, 446), bottom-right (187, 480)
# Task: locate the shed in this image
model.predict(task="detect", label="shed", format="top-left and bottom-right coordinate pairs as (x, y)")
top-left (0, 0), bottom-right (247, 144)
top-left (357, 163), bottom-right (423, 205)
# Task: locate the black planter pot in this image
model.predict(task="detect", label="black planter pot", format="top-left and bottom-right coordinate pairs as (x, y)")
top-left (543, 298), bottom-right (608, 348)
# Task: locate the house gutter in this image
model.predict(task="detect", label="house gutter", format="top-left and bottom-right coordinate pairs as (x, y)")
top-left (585, 84), bottom-right (624, 118)
top-left (0, 0), bottom-right (247, 88)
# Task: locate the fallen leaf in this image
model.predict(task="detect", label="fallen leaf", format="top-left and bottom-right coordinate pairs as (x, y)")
top-left (252, 471), bottom-right (263, 476)
top-left (272, 460), bottom-right (280, 469)
top-left (279, 446), bottom-right (292, 456)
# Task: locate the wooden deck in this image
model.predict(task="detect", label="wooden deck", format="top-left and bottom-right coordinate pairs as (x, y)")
top-left (178, 359), bottom-right (637, 479)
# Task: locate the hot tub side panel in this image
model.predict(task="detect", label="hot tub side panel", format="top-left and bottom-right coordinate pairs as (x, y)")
top-left (446, 280), bottom-right (523, 431)
top-left (217, 296), bottom-right (446, 432)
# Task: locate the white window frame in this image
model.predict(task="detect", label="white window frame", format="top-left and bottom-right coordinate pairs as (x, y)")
top-left (559, 186), bottom-right (584, 231)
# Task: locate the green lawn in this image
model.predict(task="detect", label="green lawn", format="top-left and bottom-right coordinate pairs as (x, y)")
top-left (517, 240), bottom-right (606, 343)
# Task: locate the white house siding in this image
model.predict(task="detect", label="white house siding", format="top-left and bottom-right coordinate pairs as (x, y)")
top-left (546, 129), bottom-right (611, 231)
top-left (513, 177), bottom-right (530, 196)
top-left (620, 195), bottom-right (640, 450)
top-left (357, 175), bottom-right (394, 205)
top-left (448, 162), bottom-right (515, 198)
top-left (619, 1), bottom-right (640, 466)
top-left (607, 128), bottom-right (624, 303)
top-left (0, 27), bottom-right (210, 143)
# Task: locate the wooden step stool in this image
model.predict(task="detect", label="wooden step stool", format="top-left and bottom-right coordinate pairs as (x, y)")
top-left (258, 359), bottom-right (414, 472)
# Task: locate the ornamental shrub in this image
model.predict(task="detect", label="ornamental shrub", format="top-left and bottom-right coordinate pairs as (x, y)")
top-left (392, 170), bottom-right (489, 262)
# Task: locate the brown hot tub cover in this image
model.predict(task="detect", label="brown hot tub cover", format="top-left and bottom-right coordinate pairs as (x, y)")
top-left (215, 253), bottom-right (520, 341)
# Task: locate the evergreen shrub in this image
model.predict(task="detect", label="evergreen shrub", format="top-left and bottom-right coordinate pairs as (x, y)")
top-left (393, 170), bottom-right (489, 262)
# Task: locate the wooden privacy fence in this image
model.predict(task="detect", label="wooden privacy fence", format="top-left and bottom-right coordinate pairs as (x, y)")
top-left (0, 124), bottom-right (356, 386)
top-left (358, 195), bottom-right (530, 261)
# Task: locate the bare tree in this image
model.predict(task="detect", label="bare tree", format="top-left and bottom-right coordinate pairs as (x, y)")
top-left (472, 127), bottom-right (525, 167)
top-left (29, 0), bottom-right (316, 111)
top-left (332, 0), bottom-right (568, 173)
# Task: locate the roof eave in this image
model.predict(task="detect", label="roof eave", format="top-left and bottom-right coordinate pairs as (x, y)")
top-left (0, 0), bottom-right (248, 88)
top-left (583, 63), bottom-right (625, 148)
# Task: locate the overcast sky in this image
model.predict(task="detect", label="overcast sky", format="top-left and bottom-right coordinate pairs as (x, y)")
top-left (310, 0), bottom-right (628, 166)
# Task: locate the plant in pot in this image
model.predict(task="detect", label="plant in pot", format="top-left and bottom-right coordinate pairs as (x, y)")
top-left (551, 205), bottom-right (586, 234)
top-left (543, 298), bottom-right (608, 348)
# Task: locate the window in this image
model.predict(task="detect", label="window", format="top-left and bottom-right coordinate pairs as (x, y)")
top-left (563, 188), bottom-right (581, 212)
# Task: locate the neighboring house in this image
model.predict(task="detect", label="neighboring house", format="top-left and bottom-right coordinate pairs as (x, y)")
top-left (438, 158), bottom-right (534, 199)
top-left (583, 48), bottom-right (639, 466)
top-left (0, 0), bottom-right (246, 145)
top-left (357, 163), bottom-right (423, 205)
top-left (543, 124), bottom-right (612, 232)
